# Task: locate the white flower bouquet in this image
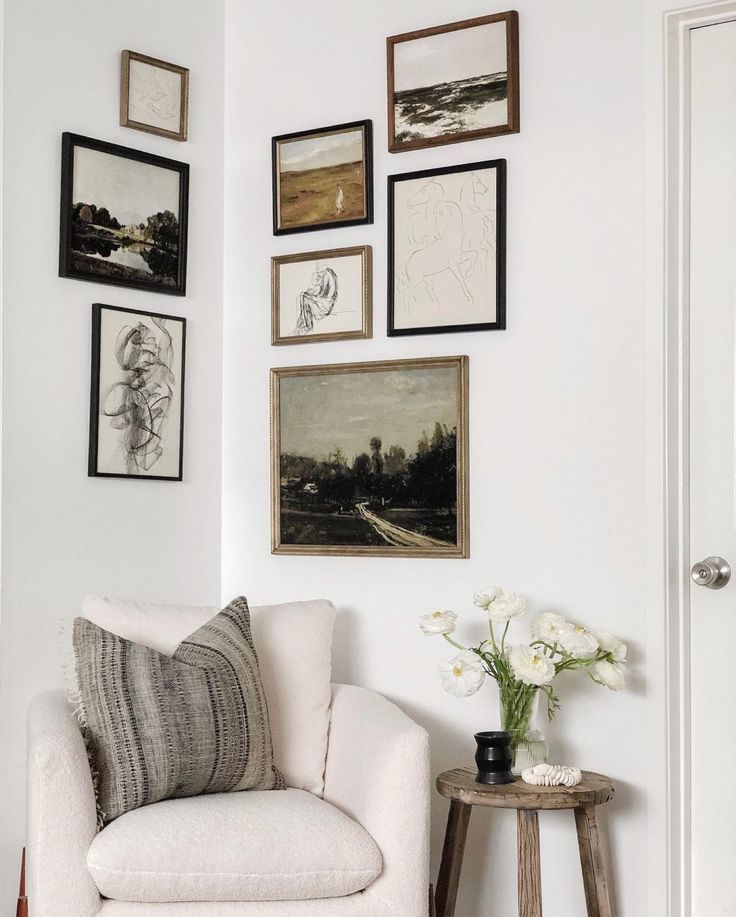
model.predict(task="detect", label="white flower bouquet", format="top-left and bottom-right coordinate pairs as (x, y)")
top-left (420, 588), bottom-right (627, 768)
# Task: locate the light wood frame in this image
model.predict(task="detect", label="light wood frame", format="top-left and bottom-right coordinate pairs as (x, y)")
top-left (271, 245), bottom-right (372, 345)
top-left (120, 50), bottom-right (189, 142)
top-left (386, 11), bottom-right (520, 154)
top-left (271, 355), bottom-right (469, 557)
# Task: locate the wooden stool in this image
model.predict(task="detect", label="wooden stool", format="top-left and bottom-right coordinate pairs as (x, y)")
top-left (434, 767), bottom-right (615, 917)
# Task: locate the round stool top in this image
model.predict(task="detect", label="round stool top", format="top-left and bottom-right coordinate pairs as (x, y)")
top-left (437, 767), bottom-right (614, 810)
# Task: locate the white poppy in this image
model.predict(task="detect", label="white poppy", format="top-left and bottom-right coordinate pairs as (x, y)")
top-left (595, 632), bottom-right (627, 663)
top-left (419, 610), bottom-right (458, 637)
top-left (591, 659), bottom-right (625, 691)
top-left (439, 652), bottom-right (486, 697)
top-left (487, 592), bottom-right (526, 623)
top-left (531, 611), bottom-right (574, 643)
top-left (508, 644), bottom-right (556, 686)
top-left (559, 626), bottom-right (599, 659)
top-left (473, 587), bottom-right (502, 609)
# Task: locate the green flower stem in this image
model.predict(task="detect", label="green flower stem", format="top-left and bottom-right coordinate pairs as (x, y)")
top-left (442, 634), bottom-right (467, 652)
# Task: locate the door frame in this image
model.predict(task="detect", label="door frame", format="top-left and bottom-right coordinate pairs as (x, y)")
top-left (663, 4), bottom-right (736, 915)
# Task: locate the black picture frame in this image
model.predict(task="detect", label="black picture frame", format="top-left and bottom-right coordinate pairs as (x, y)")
top-left (272, 119), bottom-right (374, 235)
top-left (89, 303), bottom-right (187, 481)
top-left (387, 159), bottom-right (507, 337)
top-left (59, 133), bottom-right (189, 296)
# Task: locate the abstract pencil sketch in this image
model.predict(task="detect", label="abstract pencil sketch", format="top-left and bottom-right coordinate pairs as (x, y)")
top-left (90, 305), bottom-right (185, 480)
top-left (272, 246), bottom-right (370, 344)
top-left (392, 166), bottom-right (498, 331)
top-left (128, 59), bottom-right (182, 133)
top-left (294, 263), bottom-right (338, 335)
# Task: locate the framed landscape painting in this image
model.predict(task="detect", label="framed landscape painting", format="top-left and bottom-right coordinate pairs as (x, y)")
top-left (388, 159), bottom-right (506, 336)
top-left (387, 11), bottom-right (520, 153)
top-left (272, 120), bottom-right (373, 235)
top-left (120, 50), bottom-right (189, 142)
top-left (271, 355), bottom-right (469, 557)
top-left (89, 303), bottom-right (186, 481)
top-left (272, 245), bottom-right (372, 345)
top-left (59, 133), bottom-right (189, 295)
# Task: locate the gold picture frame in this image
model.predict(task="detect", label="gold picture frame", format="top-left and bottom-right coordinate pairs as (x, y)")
top-left (271, 245), bottom-right (372, 346)
top-left (271, 355), bottom-right (469, 558)
top-left (120, 50), bottom-right (189, 142)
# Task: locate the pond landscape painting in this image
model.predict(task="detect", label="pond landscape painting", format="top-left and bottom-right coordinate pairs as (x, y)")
top-left (60, 134), bottom-right (189, 295)
top-left (271, 356), bottom-right (468, 557)
top-left (387, 12), bottom-right (519, 152)
top-left (272, 120), bottom-right (373, 234)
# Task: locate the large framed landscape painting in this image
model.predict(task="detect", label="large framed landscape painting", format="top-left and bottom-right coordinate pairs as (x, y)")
top-left (272, 245), bottom-right (372, 345)
top-left (60, 133), bottom-right (189, 295)
top-left (89, 303), bottom-right (186, 481)
top-left (272, 120), bottom-right (373, 235)
top-left (388, 160), bottom-right (506, 336)
top-left (271, 355), bottom-right (469, 557)
top-left (387, 11), bottom-right (519, 153)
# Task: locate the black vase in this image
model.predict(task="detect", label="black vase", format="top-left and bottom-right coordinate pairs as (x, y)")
top-left (474, 731), bottom-right (515, 785)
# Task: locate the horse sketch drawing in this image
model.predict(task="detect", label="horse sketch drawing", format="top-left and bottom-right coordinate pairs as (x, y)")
top-left (394, 169), bottom-right (497, 325)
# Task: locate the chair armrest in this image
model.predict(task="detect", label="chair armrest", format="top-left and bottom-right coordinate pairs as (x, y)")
top-left (323, 684), bottom-right (430, 917)
top-left (27, 691), bottom-right (100, 917)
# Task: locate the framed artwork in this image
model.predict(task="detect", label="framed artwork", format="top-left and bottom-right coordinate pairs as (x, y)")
top-left (59, 133), bottom-right (189, 296)
top-left (388, 160), bottom-right (506, 337)
top-left (271, 355), bottom-right (469, 558)
top-left (89, 303), bottom-right (186, 481)
top-left (271, 245), bottom-right (372, 345)
top-left (386, 11), bottom-right (520, 153)
top-left (272, 120), bottom-right (373, 235)
top-left (120, 50), bottom-right (189, 142)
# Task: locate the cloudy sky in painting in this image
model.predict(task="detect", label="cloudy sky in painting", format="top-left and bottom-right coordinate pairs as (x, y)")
top-left (394, 21), bottom-right (507, 92)
top-left (279, 128), bottom-right (364, 173)
top-left (73, 146), bottom-right (180, 226)
top-left (279, 367), bottom-right (458, 460)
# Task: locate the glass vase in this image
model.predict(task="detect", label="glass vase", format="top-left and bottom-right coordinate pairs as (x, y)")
top-left (499, 687), bottom-right (549, 775)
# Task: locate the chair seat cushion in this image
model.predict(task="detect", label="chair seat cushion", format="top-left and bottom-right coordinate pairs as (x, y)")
top-left (87, 788), bottom-right (382, 903)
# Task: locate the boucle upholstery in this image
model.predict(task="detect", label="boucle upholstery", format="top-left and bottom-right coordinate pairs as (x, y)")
top-left (87, 788), bottom-right (381, 902)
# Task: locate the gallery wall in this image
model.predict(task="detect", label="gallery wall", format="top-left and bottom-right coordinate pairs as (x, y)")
top-left (222, 0), bottom-right (652, 914)
top-left (0, 0), bottom-right (225, 910)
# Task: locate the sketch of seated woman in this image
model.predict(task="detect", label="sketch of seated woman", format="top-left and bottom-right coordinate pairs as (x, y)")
top-left (294, 262), bottom-right (339, 335)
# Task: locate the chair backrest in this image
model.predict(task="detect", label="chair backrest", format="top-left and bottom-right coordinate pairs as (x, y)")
top-left (80, 595), bottom-right (336, 796)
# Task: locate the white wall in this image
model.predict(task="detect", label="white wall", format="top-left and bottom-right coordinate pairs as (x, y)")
top-left (0, 1), bottom-right (224, 910)
top-left (223, 1), bottom-right (652, 915)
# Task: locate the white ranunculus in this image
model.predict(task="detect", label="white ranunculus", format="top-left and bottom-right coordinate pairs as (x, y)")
top-left (531, 612), bottom-right (574, 643)
top-left (473, 587), bottom-right (502, 609)
top-left (592, 660), bottom-right (625, 691)
top-left (419, 610), bottom-right (458, 637)
top-left (508, 644), bottom-right (556, 686)
top-left (439, 652), bottom-right (486, 697)
top-left (487, 592), bottom-right (526, 623)
top-left (595, 632), bottom-right (627, 663)
top-left (559, 626), bottom-right (599, 659)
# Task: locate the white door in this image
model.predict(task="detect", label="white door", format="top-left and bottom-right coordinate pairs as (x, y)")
top-left (689, 17), bottom-right (736, 915)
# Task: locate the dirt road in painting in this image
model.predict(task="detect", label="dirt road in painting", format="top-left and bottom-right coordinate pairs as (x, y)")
top-left (356, 502), bottom-right (451, 548)
top-left (279, 161), bottom-right (365, 228)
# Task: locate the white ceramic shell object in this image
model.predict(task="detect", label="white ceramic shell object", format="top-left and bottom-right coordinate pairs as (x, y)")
top-left (521, 763), bottom-right (582, 787)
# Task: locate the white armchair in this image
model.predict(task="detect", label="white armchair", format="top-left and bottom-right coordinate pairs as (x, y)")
top-left (25, 598), bottom-right (430, 917)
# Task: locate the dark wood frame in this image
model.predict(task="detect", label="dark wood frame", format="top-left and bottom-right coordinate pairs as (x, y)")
top-left (120, 50), bottom-right (190, 142)
top-left (59, 132), bottom-right (189, 296)
top-left (386, 11), bottom-right (520, 153)
top-left (89, 303), bottom-right (187, 481)
top-left (387, 160), bottom-right (507, 337)
top-left (271, 119), bottom-right (374, 235)
top-left (271, 245), bottom-right (373, 345)
top-left (271, 355), bottom-right (469, 558)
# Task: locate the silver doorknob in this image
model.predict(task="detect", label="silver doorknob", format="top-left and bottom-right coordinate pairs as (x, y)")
top-left (691, 556), bottom-right (731, 589)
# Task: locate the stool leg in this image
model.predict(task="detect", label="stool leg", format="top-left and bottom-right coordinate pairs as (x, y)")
top-left (517, 810), bottom-right (542, 917)
top-left (575, 805), bottom-right (613, 917)
top-left (435, 800), bottom-right (472, 917)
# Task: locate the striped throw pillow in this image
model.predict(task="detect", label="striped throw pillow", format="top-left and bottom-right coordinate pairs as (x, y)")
top-left (73, 595), bottom-right (285, 823)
